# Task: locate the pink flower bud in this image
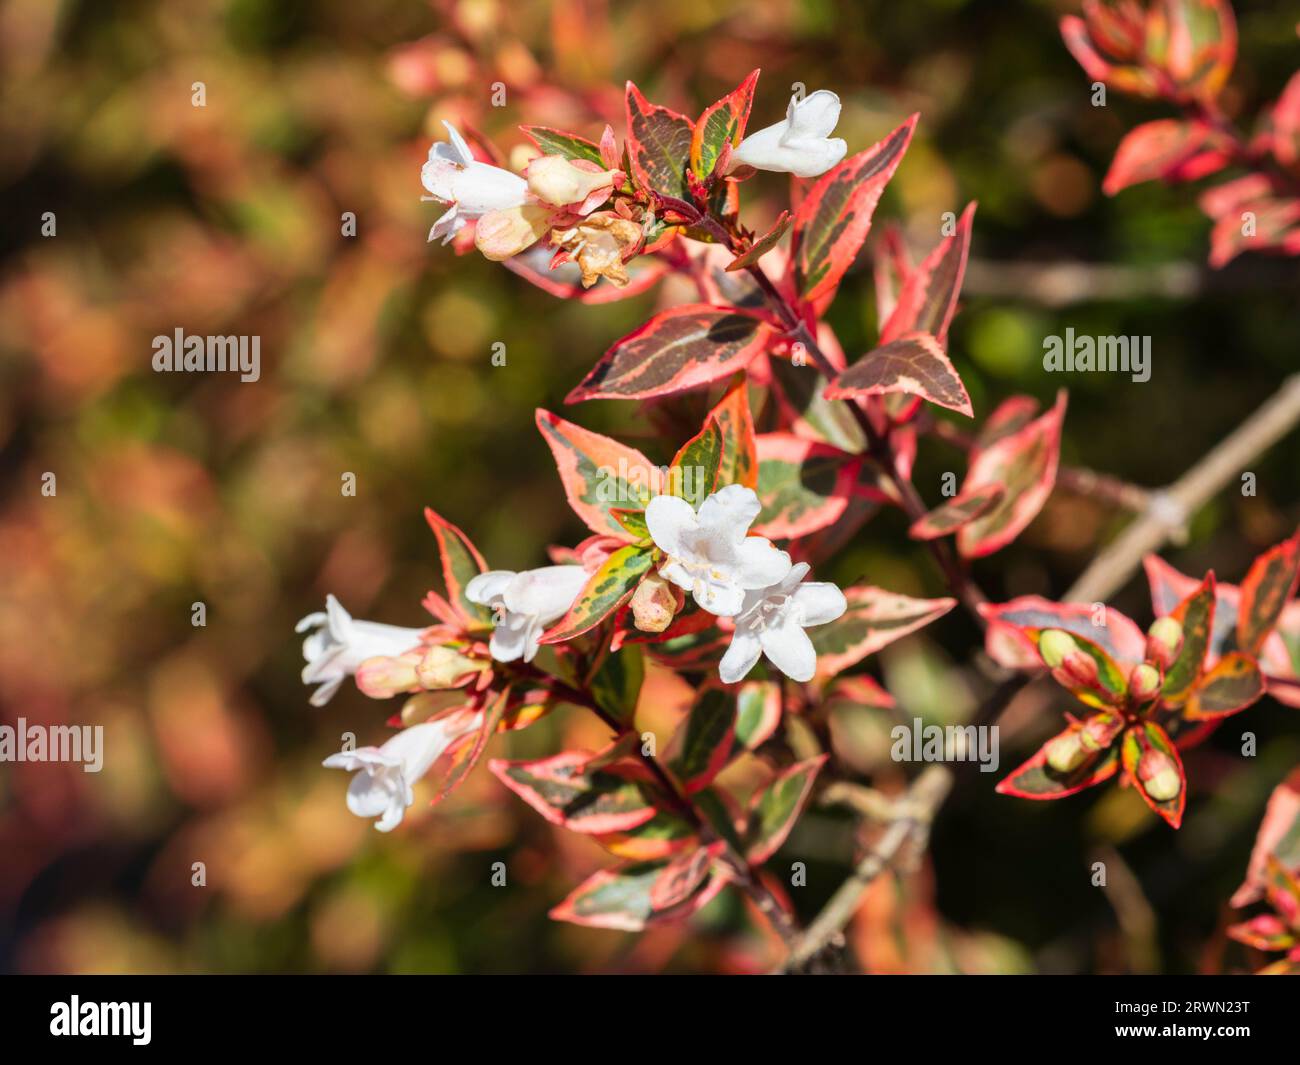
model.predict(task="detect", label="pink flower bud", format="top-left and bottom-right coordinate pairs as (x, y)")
top-left (1038, 628), bottom-right (1079, 669)
top-left (1127, 662), bottom-right (1162, 702)
top-left (1138, 748), bottom-right (1182, 802)
top-left (356, 650), bottom-right (423, 699)
top-left (1146, 616), bottom-right (1184, 670)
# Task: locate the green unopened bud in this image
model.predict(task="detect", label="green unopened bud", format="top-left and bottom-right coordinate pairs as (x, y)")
top-left (1045, 731), bottom-right (1089, 773)
top-left (1138, 749), bottom-right (1182, 802)
top-left (1146, 616), bottom-right (1184, 669)
top-left (1038, 629), bottom-right (1080, 669)
top-left (1080, 712), bottom-right (1124, 752)
top-left (1128, 662), bottom-right (1162, 702)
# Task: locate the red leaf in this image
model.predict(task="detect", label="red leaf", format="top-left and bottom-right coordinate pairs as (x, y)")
top-left (1102, 119), bottom-right (1232, 196)
top-left (624, 82), bottom-right (694, 201)
top-left (566, 304), bottom-right (772, 402)
top-left (726, 211), bottom-right (791, 272)
top-left (978, 596), bottom-right (1147, 671)
top-left (880, 202), bottom-right (976, 346)
top-left (789, 114), bottom-right (918, 303)
top-left (708, 378), bottom-right (759, 490)
top-left (1161, 572), bottom-right (1216, 704)
top-left (752, 433), bottom-right (861, 539)
top-left (825, 331), bottom-right (973, 417)
top-left (909, 483), bottom-right (1004, 540)
top-left (667, 686), bottom-right (737, 795)
top-left (1231, 768), bottom-right (1300, 907)
top-left (423, 507), bottom-right (491, 628)
top-left (956, 391), bottom-right (1067, 558)
top-left (1237, 532), bottom-right (1300, 656)
top-left (745, 755), bottom-right (827, 863)
top-left (996, 724), bottom-right (1122, 800)
top-left (1185, 650), bottom-right (1264, 720)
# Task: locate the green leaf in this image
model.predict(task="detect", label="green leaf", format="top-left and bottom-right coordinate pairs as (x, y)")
top-left (668, 685), bottom-right (736, 794)
top-left (753, 432), bottom-right (862, 539)
top-left (548, 844), bottom-right (723, 931)
top-left (1161, 573), bottom-right (1216, 704)
top-left (669, 416), bottom-right (724, 509)
top-left (589, 643), bottom-right (645, 725)
top-left (423, 507), bottom-right (493, 627)
top-left (1185, 650), bottom-right (1264, 719)
top-left (745, 756), bottom-right (826, 863)
top-left (809, 585), bottom-right (957, 683)
top-left (1237, 533), bottom-right (1300, 655)
top-left (691, 69), bottom-right (758, 178)
top-left (541, 546), bottom-right (654, 643)
top-left (735, 680), bottom-right (782, 749)
top-left (520, 125), bottom-right (605, 165)
top-left (708, 378), bottom-right (758, 490)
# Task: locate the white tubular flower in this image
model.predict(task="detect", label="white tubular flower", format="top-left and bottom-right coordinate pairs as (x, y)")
top-left (719, 562), bottom-right (847, 683)
top-left (297, 595), bottom-right (426, 707)
top-left (466, 565), bottom-right (589, 663)
top-left (645, 485), bottom-right (792, 617)
top-left (421, 121), bottom-right (529, 244)
top-left (322, 716), bottom-right (477, 832)
top-left (730, 90), bottom-right (848, 178)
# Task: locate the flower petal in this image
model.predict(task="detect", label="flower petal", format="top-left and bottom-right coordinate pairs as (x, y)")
top-left (646, 494), bottom-right (699, 558)
top-left (792, 581), bottom-right (847, 627)
top-left (466, 570), bottom-right (516, 607)
top-left (719, 629), bottom-right (763, 684)
top-left (502, 565), bottom-right (589, 622)
top-left (786, 90), bottom-right (841, 141)
top-left (488, 613), bottom-right (531, 662)
top-left (734, 536), bottom-right (793, 589)
top-left (760, 622), bottom-right (818, 682)
top-left (697, 484), bottom-right (761, 542)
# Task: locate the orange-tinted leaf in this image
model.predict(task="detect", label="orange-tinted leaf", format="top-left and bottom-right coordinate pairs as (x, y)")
top-left (1121, 720), bottom-right (1186, 828)
top-left (1185, 650), bottom-right (1264, 719)
top-left (423, 507), bottom-right (492, 628)
top-left (1237, 533), bottom-right (1300, 655)
top-left (1161, 573), bottom-right (1216, 704)
top-left (752, 433), bottom-right (861, 539)
top-left (625, 82), bottom-right (694, 200)
top-left (745, 755), bottom-right (827, 863)
top-left (540, 545), bottom-right (654, 643)
top-left (880, 202), bottom-right (976, 346)
top-left (809, 585), bottom-right (957, 682)
top-left (548, 845), bottom-right (724, 931)
top-left (669, 416), bottom-right (724, 508)
top-left (535, 409), bottom-right (662, 537)
top-left (996, 725), bottom-right (1121, 800)
top-left (1231, 768), bottom-right (1300, 907)
top-left (667, 685), bottom-right (736, 795)
top-left (691, 69), bottom-right (759, 178)
top-left (708, 378), bottom-right (758, 490)
top-left (979, 596), bottom-right (1148, 671)
top-left (727, 211), bottom-right (791, 272)
top-left (1102, 119), bottom-right (1231, 195)
top-left (520, 126), bottom-right (605, 165)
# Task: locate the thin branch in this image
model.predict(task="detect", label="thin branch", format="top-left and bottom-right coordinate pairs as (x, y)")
top-left (780, 765), bottom-right (953, 974)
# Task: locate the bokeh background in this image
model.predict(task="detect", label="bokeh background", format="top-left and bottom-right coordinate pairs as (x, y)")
top-left (1, 0), bottom-right (1298, 974)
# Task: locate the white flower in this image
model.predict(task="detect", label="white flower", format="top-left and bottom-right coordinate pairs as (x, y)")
top-left (466, 565), bottom-right (589, 663)
top-left (297, 595), bottom-right (427, 707)
top-left (730, 90), bottom-right (848, 179)
top-left (323, 716), bottom-right (477, 832)
top-left (646, 485), bottom-right (792, 617)
top-left (421, 121), bottom-right (529, 244)
top-left (719, 563), bottom-right (847, 683)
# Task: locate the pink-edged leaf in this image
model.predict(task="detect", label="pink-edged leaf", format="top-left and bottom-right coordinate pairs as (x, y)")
top-left (735, 679), bottom-right (782, 749)
top-left (880, 202), bottom-right (976, 346)
top-left (1185, 650), bottom-right (1264, 720)
top-left (745, 755), bottom-right (827, 863)
top-left (810, 585), bottom-right (957, 682)
top-left (976, 394), bottom-right (1041, 450)
top-left (1231, 768), bottom-right (1300, 907)
top-left (726, 211), bottom-right (792, 272)
top-left (1059, 14), bottom-right (1160, 98)
top-left (979, 596), bottom-right (1148, 671)
top-left (996, 722), bottom-right (1122, 799)
top-left (1237, 532), bottom-right (1300, 656)
top-left (430, 696), bottom-right (506, 806)
top-left (1102, 119), bottom-right (1232, 196)
top-left (956, 390), bottom-right (1067, 558)
top-left (708, 378), bottom-right (759, 490)
top-left (520, 125), bottom-right (605, 166)
top-left (1227, 914), bottom-right (1296, 952)
top-left (567, 305), bottom-right (772, 403)
top-left (1205, 192), bottom-right (1300, 269)
top-left (790, 114), bottom-right (918, 303)
top-left (825, 332), bottom-right (973, 417)
top-left (667, 685), bottom-right (736, 795)
top-left (752, 433), bottom-right (861, 539)
top-left (535, 409), bottom-right (662, 538)
top-left (1161, 572), bottom-right (1216, 704)
top-left (827, 673), bottom-right (895, 709)
top-left (1264, 853), bottom-right (1300, 928)
top-left (594, 810), bottom-right (698, 861)
top-left (909, 483), bottom-right (1004, 540)
top-left (1121, 720), bottom-right (1186, 829)
top-left (1144, 553), bottom-right (1238, 665)
top-left (423, 507), bottom-right (492, 628)
top-left (489, 741), bottom-right (663, 835)
top-left (502, 247), bottom-right (668, 303)
top-left (625, 81), bottom-right (694, 200)
top-left (691, 69), bottom-right (759, 178)
top-left (1023, 627), bottom-right (1130, 706)
top-left (540, 545), bottom-right (654, 643)
top-left (548, 844), bottom-right (724, 932)
top-left (1143, 0), bottom-right (1237, 101)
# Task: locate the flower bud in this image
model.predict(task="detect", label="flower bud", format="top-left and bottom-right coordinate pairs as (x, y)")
top-left (1138, 748), bottom-right (1182, 802)
top-left (1079, 712), bottom-right (1124, 753)
top-left (415, 644), bottom-right (485, 689)
top-left (1127, 662), bottom-right (1162, 702)
top-left (474, 203), bottom-right (554, 260)
top-left (1045, 730), bottom-right (1089, 774)
top-left (1038, 629), bottom-right (1079, 669)
top-left (1146, 616), bottom-right (1184, 670)
top-left (527, 155), bottom-right (621, 208)
top-left (356, 650), bottom-right (423, 699)
top-left (630, 571), bottom-right (681, 633)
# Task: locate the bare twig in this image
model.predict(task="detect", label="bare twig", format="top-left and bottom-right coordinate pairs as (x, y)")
top-left (780, 765), bottom-right (953, 974)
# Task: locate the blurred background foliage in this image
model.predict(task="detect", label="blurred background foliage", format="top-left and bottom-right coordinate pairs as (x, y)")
top-left (0, 0), bottom-right (1297, 974)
